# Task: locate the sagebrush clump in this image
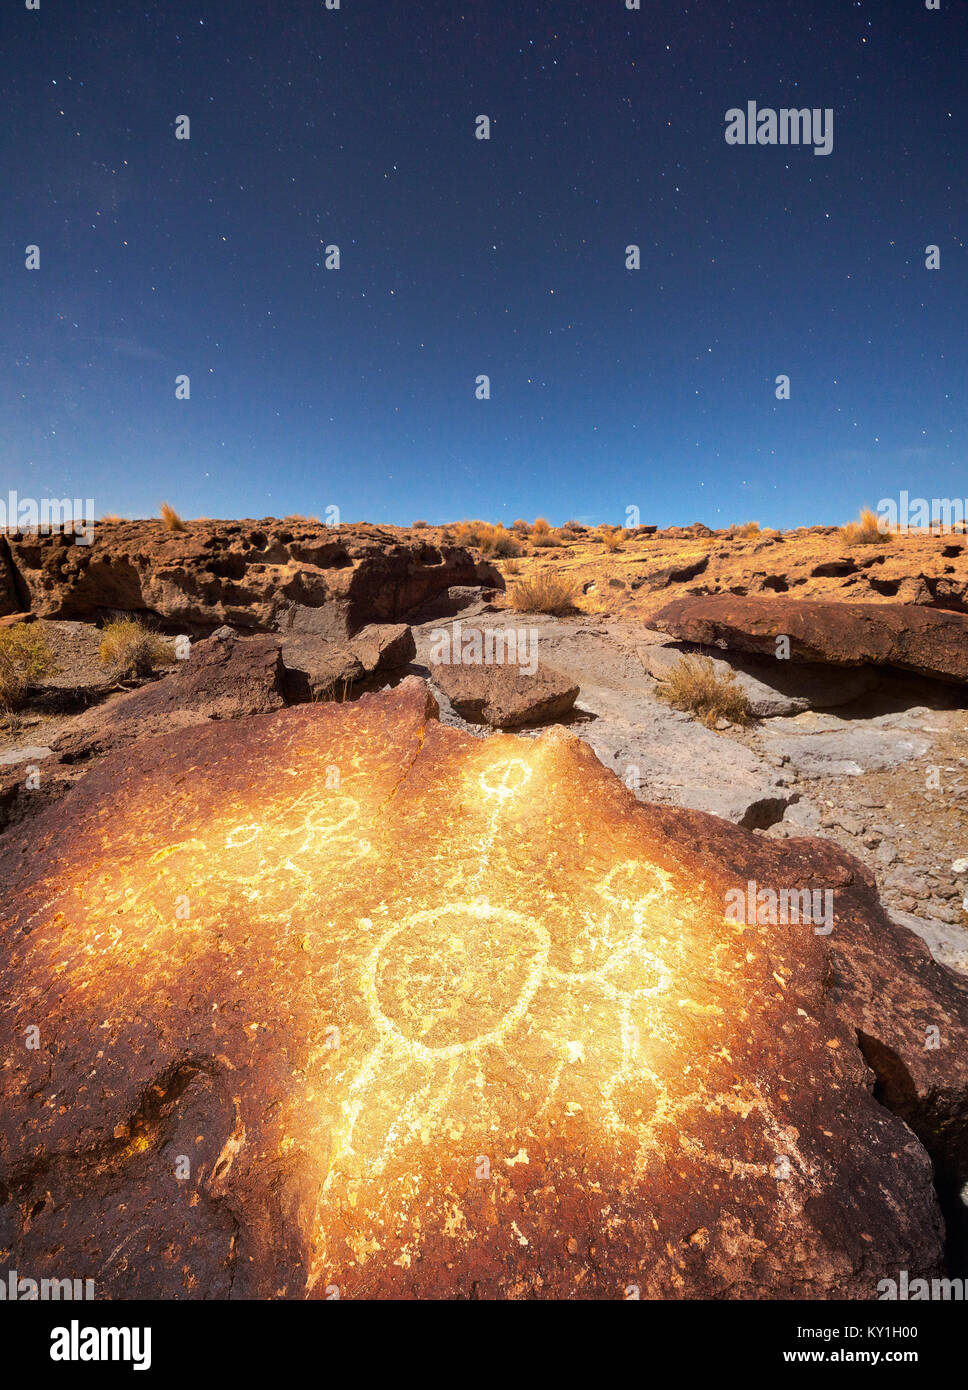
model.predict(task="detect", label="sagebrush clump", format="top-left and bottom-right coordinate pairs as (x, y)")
top-left (98, 618), bottom-right (177, 679)
top-left (0, 625), bottom-right (58, 711)
top-left (531, 517), bottom-right (562, 548)
top-left (599, 525), bottom-right (625, 552)
top-left (159, 502), bottom-right (188, 531)
top-left (453, 520), bottom-right (523, 557)
top-left (507, 571), bottom-right (582, 615)
top-left (655, 654), bottom-right (752, 727)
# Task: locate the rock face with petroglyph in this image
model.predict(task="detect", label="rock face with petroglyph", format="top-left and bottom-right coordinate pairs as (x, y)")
top-left (0, 678), bottom-right (965, 1298)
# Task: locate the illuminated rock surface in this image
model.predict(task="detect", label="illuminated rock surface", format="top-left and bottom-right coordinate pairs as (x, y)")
top-left (1, 678), bottom-right (966, 1298)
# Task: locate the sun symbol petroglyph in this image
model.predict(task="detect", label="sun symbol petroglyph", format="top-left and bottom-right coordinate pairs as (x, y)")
top-left (2, 687), bottom-right (904, 1299)
top-left (5, 695), bottom-right (819, 1294)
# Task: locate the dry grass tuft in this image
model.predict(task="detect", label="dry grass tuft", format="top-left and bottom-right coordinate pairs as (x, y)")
top-left (99, 513), bottom-right (126, 523)
top-left (453, 521), bottom-right (522, 557)
top-left (312, 676), bottom-right (354, 704)
top-left (656, 654), bottom-right (752, 727)
top-left (0, 625), bottom-right (58, 711)
top-left (735, 521), bottom-right (761, 538)
top-left (599, 525), bottom-right (625, 552)
top-left (454, 520), bottom-right (494, 549)
top-left (159, 502), bottom-right (188, 531)
top-left (531, 517), bottom-right (562, 548)
top-left (840, 507), bottom-right (891, 546)
top-left (508, 571), bottom-right (582, 615)
top-left (98, 618), bottom-right (177, 680)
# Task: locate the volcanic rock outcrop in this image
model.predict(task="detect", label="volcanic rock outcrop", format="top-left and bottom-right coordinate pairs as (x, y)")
top-left (0, 519), bottom-right (502, 637)
top-left (1, 680), bottom-right (965, 1298)
top-left (652, 594), bottom-right (968, 684)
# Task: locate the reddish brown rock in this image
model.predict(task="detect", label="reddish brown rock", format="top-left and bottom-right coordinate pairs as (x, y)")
top-left (53, 628), bottom-right (288, 763)
top-left (1, 519), bottom-right (502, 636)
top-left (429, 650), bottom-right (579, 727)
top-left (279, 623), bottom-right (416, 701)
top-left (0, 679), bottom-right (964, 1298)
top-left (0, 611), bottom-right (34, 630)
top-left (652, 594), bottom-right (968, 683)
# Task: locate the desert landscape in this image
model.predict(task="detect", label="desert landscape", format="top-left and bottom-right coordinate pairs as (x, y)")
top-left (1, 511), bottom-right (966, 1299)
top-left (5, 0), bottom-right (964, 1346)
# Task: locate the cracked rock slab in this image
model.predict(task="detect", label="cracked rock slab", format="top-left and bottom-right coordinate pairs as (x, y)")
top-left (652, 594), bottom-right (968, 684)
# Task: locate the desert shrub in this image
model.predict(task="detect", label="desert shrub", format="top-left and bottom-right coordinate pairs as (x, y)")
top-left (502, 558), bottom-right (522, 575)
top-left (98, 618), bottom-right (177, 679)
top-left (508, 572), bottom-right (582, 615)
top-left (840, 507), bottom-right (891, 546)
top-left (655, 654), bottom-right (751, 727)
top-left (0, 625), bottom-right (58, 711)
top-left (531, 518), bottom-right (563, 549)
top-left (490, 526), bottom-right (522, 558)
top-left (511, 519), bottom-right (531, 536)
top-left (454, 520), bottom-right (497, 551)
top-left (159, 502), bottom-right (188, 531)
top-left (599, 526), bottom-right (625, 552)
top-left (735, 521), bottom-right (761, 538)
top-left (412, 519), bottom-right (431, 529)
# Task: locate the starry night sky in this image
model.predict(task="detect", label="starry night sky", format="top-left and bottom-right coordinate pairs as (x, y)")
top-left (2, 0), bottom-right (965, 529)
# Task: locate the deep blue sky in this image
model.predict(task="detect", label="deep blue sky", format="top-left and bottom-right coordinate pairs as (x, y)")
top-left (2, 0), bottom-right (965, 529)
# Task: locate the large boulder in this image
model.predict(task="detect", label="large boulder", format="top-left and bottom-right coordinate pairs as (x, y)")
top-left (429, 639), bottom-right (579, 728)
top-left (279, 623), bottom-right (416, 702)
top-left (652, 594), bottom-right (968, 683)
top-left (1, 520), bottom-right (502, 637)
top-left (1, 679), bottom-right (965, 1299)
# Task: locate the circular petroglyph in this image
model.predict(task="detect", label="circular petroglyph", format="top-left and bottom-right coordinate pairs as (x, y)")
top-left (225, 823), bottom-right (261, 848)
top-left (363, 901), bottom-right (550, 1058)
top-left (478, 758), bottom-right (533, 799)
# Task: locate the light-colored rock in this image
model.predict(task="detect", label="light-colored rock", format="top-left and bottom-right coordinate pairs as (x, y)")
top-left (888, 909), bottom-right (968, 976)
top-left (0, 745), bottom-right (52, 766)
top-left (755, 709), bottom-right (933, 778)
